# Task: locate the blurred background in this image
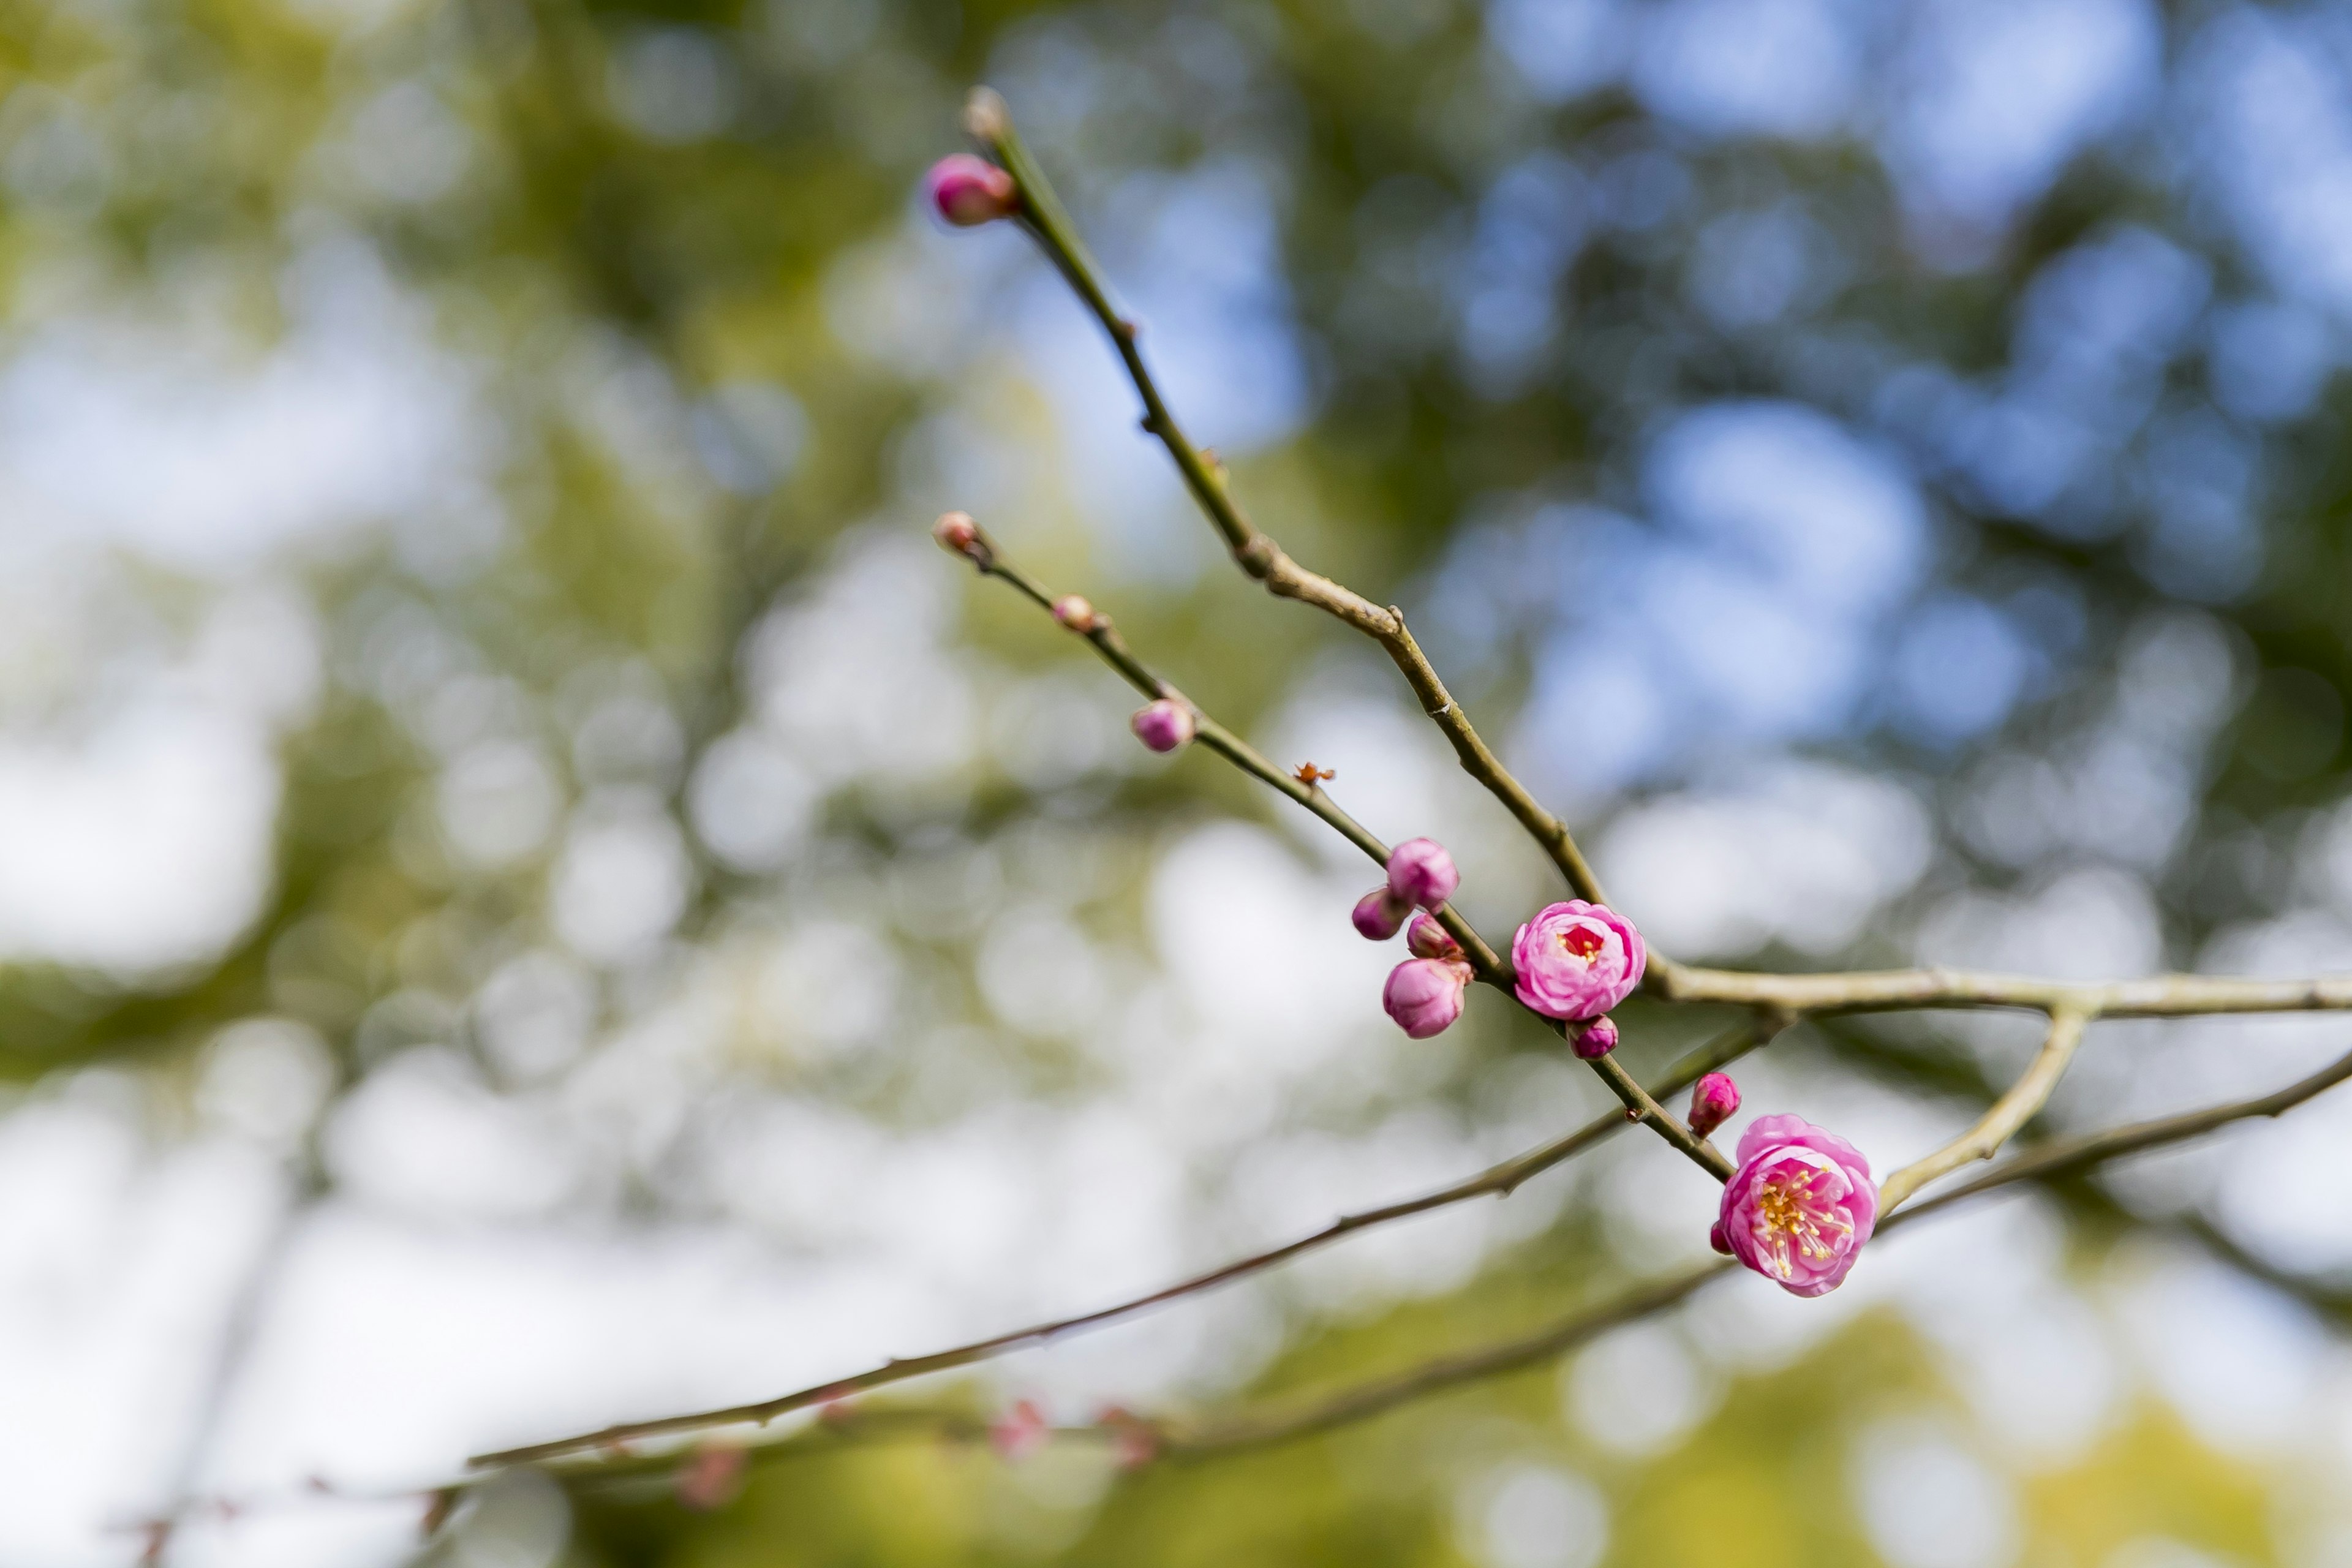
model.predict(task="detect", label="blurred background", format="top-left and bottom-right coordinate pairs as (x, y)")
top-left (8, 0), bottom-right (2352, 1561)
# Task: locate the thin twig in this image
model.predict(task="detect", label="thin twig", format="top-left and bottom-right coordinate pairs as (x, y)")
top-left (1879, 1006), bottom-right (2089, 1212)
top-left (1657, 963), bottom-right (2352, 1019)
top-left (467, 1019), bottom-right (1765, 1470)
top-left (962, 87), bottom-right (1610, 913)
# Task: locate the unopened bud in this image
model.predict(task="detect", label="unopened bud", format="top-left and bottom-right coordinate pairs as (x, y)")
top-left (1052, 595), bottom-right (1098, 631)
top-left (1570, 1014), bottom-right (1619, 1060)
top-left (925, 153), bottom-right (1018, 226)
top-left (962, 87), bottom-right (1011, 145)
top-left (1687, 1071), bottom-right (1740, 1139)
top-left (1352, 886), bottom-right (1411, 940)
top-left (933, 510), bottom-right (985, 562)
top-left (1384, 957), bottom-right (1471, 1039)
top-left (1131, 698), bottom-right (1196, 753)
top-left (1385, 838), bottom-right (1459, 910)
top-left (1406, 911), bottom-right (1461, 960)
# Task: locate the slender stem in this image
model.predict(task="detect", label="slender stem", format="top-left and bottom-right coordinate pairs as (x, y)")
top-left (961, 524), bottom-right (1731, 1177)
top-left (1657, 963), bottom-right (2352, 1019)
top-left (961, 88), bottom-right (1610, 911)
top-left (1879, 1007), bottom-right (2089, 1212)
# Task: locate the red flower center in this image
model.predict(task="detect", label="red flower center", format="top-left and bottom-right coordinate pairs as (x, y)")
top-left (1560, 924), bottom-right (1606, 960)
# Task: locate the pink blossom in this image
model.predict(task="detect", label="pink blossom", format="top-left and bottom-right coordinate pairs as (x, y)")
top-left (1510, 900), bottom-right (1646, 1020)
top-left (1130, 699), bottom-right (1196, 753)
top-left (1052, 595), bottom-right (1098, 631)
top-left (1570, 1015), bottom-right (1618, 1059)
top-left (1385, 838), bottom-right (1459, 910)
top-left (1383, 957), bottom-right (1470, 1038)
top-left (1715, 1113), bottom-right (1876, 1297)
top-left (1353, 886), bottom-right (1410, 940)
top-left (925, 154), bottom-right (1018, 225)
top-left (1405, 911), bottom-right (1461, 960)
top-left (1688, 1072), bottom-right (1740, 1139)
top-left (673, 1444), bottom-right (748, 1511)
top-left (990, 1398), bottom-right (1050, 1462)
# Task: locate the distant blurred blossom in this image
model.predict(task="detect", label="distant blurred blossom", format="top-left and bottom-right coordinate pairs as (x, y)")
top-left (1384, 956), bottom-right (1472, 1038)
top-left (1712, 1114), bottom-right (1876, 1297)
top-left (672, 1444), bottom-right (747, 1510)
top-left (1130, 699), bottom-right (1196, 752)
top-left (1512, 900), bottom-right (1646, 1020)
top-left (1385, 837), bottom-right (1460, 909)
top-left (990, 1398), bottom-right (1050, 1461)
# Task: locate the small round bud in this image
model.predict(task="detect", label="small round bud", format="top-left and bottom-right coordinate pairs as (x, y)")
top-left (1052, 595), bottom-right (1098, 631)
top-left (1352, 886), bottom-right (1411, 941)
top-left (1405, 910), bottom-right (1462, 960)
top-left (1385, 838), bottom-right (1459, 910)
top-left (933, 510), bottom-right (984, 561)
top-left (1384, 957), bottom-right (1470, 1039)
top-left (1687, 1071), bottom-right (1741, 1139)
top-left (1570, 1014), bottom-right (1619, 1059)
top-left (1130, 698), bottom-right (1196, 753)
top-left (926, 153), bottom-right (1018, 226)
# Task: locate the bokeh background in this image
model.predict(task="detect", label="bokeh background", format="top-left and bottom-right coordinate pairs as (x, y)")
top-left (8, 0), bottom-right (2352, 1561)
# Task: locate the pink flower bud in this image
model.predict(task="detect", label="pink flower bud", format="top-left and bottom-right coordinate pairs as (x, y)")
top-left (673, 1444), bottom-right (747, 1511)
top-left (990, 1398), bottom-right (1050, 1462)
top-left (1688, 1072), bottom-right (1740, 1139)
top-left (1709, 1220), bottom-right (1731, 1254)
top-left (925, 153), bottom-right (1018, 226)
top-left (1384, 838), bottom-right (1459, 910)
top-left (1130, 699), bottom-right (1196, 753)
top-left (933, 510), bottom-right (985, 562)
top-left (1570, 1014), bottom-right (1618, 1059)
top-left (1716, 1114), bottom-right (1877, 1297)
top-left (1352, 886), bottom-right (1411, 940)
top-left (1510, 900), bottom-right (1646, 1021)
top-left (1384, 957), bottom-right (1470, 1038)
top-left (1052, 595), bottom-right (1098, 631)
top-left (1405, 911), bottom-right (1461, 960)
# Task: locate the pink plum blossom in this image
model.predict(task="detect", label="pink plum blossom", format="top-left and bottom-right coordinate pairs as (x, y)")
top-left (1385, 838), bottom-right (1459, 910)
top-left (1130, 699), bottom-right (1196, 753)
top-left (1570, 1015), bottom-right (1618, 1059)
top-left (926, 154), bottom-right (1019, 225)
top-left (1510, 900), bottom-right (1646, 1020)
top-left (1405, 911), bottom-right (1461, 959)
top-left (1688, 1072), bottom-right (1740, 1139)
top-left (1353, 887), bottom-right (1410, 940)
top-left (1384, 957), bottom-right (1470, 1038)
top-left (1714, 1113), bottom-right (1876, 1297)
top-left (990, 1399), bottom-right (1050, 1461)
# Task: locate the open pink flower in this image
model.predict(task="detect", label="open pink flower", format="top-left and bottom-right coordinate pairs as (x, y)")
top-left (926, 154), bottom-right (1018, 225)
top-left (1510, 900), bottom-right (1645, 1020)
top-left (1384, 957), bottom-right (1470, 1038)
top-left (1714, 1113), bottom-right (1876, 1298)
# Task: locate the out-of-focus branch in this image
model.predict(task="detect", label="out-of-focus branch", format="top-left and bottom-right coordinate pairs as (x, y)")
top-left (1879, 1007), bottom-right (2088, 1213)
top-left (469, 1017), bottom-right (1768, 1471)
top-left (959, 523), bottom-right (1729, 1177)
top-left (961, 88), bottom-right (1609, 913)
top-left (1657, 963), bottom-right (2352, 1019)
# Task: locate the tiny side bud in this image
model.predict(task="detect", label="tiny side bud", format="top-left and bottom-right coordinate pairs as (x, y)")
top-left (1131, 698), bottom-right (1196, 753)
top-left (1687, 1071), bottom-right (1740, 1139)
top-left (1570, 1014), bottom-right (1619, 1060)
top-left (963, 86), bottom-right (1011, 145)
top-left (925, 153), bottom-right (1017, 226)
top-left (1052, 594), bottom-right (1098, 632)
top-left (1405, 910), bottom-right (1461, 960)
top-left (1353, 886), bottom-right (1410, 941)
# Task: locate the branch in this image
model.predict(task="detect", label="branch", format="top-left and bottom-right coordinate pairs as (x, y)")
top-left (1152, 1036), bottom-right (2352, 1456)
top-left (961, 88), bottom-right (1609, 912)
top-left (1658, 963), bottom-right (2352, 1019)
top-left (959, 522), bottom-right (1730, 1178)
top-left (468, 1018), bottom-right (1766, 1471)
top-left (1878, 1006), bottom-right (2088, 1213)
